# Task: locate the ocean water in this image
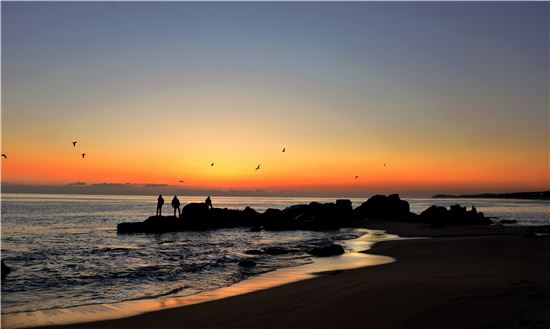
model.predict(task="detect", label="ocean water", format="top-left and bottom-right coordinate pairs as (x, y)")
top-left (1, 194), bottom-right (548, 316)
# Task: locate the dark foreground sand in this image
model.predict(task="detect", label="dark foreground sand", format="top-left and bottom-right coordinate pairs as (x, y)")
top-left (34, 222), bottom-right (550, 329)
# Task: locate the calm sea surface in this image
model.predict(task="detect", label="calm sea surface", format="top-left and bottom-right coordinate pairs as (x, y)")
top-left (1, 193), bottom-right (548, 315)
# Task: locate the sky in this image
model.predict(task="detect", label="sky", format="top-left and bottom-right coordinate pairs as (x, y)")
top-left (1, 2), bottom-right (549, 197)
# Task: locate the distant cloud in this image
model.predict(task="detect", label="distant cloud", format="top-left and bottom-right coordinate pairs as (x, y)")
top-left (66, 182), bottom-right (86, 186)
top-left (90, 183), bottom-right (135, 188)
top-left (143, 183), bottom-right (168, 188)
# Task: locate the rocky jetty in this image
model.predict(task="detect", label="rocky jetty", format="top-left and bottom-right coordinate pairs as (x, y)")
top-left (117, 194), bottom-right (492, 234)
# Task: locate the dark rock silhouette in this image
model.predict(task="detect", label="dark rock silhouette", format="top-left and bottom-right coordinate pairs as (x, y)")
top-left (2, 260), bottom-right (11, 278)
top-left (353, 194), bottom-right (411, 220)
top-left (419, 204), bottom-right (491, 225)
top-left (499, 219), bottom-right (518, 224)
top-left (117, 195), bottom-right (493, 234)
top-left (238, 259), bottom-right (257, 267)
top-left (308, 244), bottom-right (345, 257)
top-left (117, 216), bottom-right (182, 233)
top-left (244, 249), bottom-right (264, 255)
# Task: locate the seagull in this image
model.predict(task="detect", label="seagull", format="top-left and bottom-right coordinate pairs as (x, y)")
top-left (255, 165), bottom-right (261, 171)
top-left (81, 153), bottom-right (86, 159)
top-left (1, 154), bottom-right (7, 159)
top-left (282, 148), bottom-right (285, 152)
top-left (72, 141), bottom-right (77, 147)
top-left (211, 162), bottom-right (214, 166)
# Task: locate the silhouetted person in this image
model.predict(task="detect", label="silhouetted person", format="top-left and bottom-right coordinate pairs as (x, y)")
top-left (156, 194), bottom-right (164, 216)
top-left (171, 195), bottom-right (181, 217)
top-left (205, 196), bottom-right (213, 209)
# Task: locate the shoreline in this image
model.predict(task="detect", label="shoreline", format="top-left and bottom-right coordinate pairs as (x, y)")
top-left (1, 229), bottom-right (397, 329)
top-left (12, 221), bottom-right (550, 329)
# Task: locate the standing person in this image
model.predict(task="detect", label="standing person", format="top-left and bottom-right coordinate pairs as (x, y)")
top-left (171, 195), bottom-right (181, 217)
top-left (205, 196), bottom-right (213, 209)
top-left (156, 194), bottom-right (164, 216)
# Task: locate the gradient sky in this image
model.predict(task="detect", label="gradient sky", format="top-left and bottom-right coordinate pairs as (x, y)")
top-left (1, 2), bottom-right (549, 197)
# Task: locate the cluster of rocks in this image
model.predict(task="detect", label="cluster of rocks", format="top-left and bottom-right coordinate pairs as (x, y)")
top-left (117, 194), bottom-right (493, 234)
top-left (419, 204), bottom-right (491, 226)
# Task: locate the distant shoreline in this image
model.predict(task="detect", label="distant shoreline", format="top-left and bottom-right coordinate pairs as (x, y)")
top-left (433, 191), bottom-right (550, 200)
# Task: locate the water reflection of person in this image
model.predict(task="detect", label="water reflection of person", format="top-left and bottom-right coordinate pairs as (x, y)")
top-left (156, 194), bottom-right (164, 216)
top-left (205, 196), bottom-right (213, 209)
top-left (171, 195), bottom-right (181, 217)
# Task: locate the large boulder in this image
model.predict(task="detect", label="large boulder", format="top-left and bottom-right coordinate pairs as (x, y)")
top-left (308, 244), bottom-right (345, 257)
top-left (2, 260), bottom-right (11, 278)
top-left (353, 194), bottom-right (411, 221)
top-left (181, 202), bottom-right (209, 220)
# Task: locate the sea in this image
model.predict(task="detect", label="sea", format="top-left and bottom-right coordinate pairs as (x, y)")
top-left (1, 193), bottom-right (548, 317)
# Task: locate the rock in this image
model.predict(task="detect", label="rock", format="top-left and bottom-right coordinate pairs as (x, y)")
top-left (308, 244), bottom-right (345, 257)
top-left (244, 249), bottom-right (263, 255)
top-left (419, 204), bottom-right (492, 225)
top-left (2, 260), bottom-right (11, 278)
top-left (353, 194), bottom-right (411, 221)
top-left (180, 202), bottom-right (210, 227)
top-left (118, 216), bottom-right (183, 233)
top-left (238, 259), bottom-right (256, 267)
top-left (420, 205), bottom-right (448, 224)
top-left (262, 208), bottom-right (292, 230)
top-left (499, 219), bottom-right (518, 224)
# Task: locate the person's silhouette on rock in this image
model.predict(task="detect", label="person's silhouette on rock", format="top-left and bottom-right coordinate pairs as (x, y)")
top-left (156, 194), bottom-right (164, 216)
top-left (205, 196), bottom-right (213, 209)
top-left (172, 195), bottom-right (181, 217)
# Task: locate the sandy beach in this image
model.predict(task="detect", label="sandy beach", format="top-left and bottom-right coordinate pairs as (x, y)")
top-left (27, 221), bottom-right (550, 329)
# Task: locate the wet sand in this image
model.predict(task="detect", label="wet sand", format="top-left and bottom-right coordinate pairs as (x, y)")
top-left (26, 221), bottom-right (550, 329)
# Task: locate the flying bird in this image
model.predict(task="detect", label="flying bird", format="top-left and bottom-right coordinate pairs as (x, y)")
top-left (255, 165), bottom-right (261, 171)
top-left (282, 148), bottom-right (285, 152)
top-left (1, 154), bottom-right (7, 159)
top-left (81, 153), bottom-right (86, 159)
top-left (72, 141), bottom-right (77, 147)
top-left (211, 162), bottom-right (214, 166)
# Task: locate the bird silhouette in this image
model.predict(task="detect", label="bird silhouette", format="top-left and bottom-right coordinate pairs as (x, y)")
top-left (72, 141), bottom-right (77, 147)
top-left (1, 154), bottom-right (7, 159)
top-left (178, 180), bottom-right (185, 183)
top-left (211, 162), bottom-right (214, 166)
top-left (355, 175), bottom-right (359, 179)
top-left (384, 164), bottom-right (386, 167)
top-left (81, 153), bottom-right (86, 159)
top-left (282, 148), bottom-right (285, 152)
top-left (255, 165), bottom-right (261, 171)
